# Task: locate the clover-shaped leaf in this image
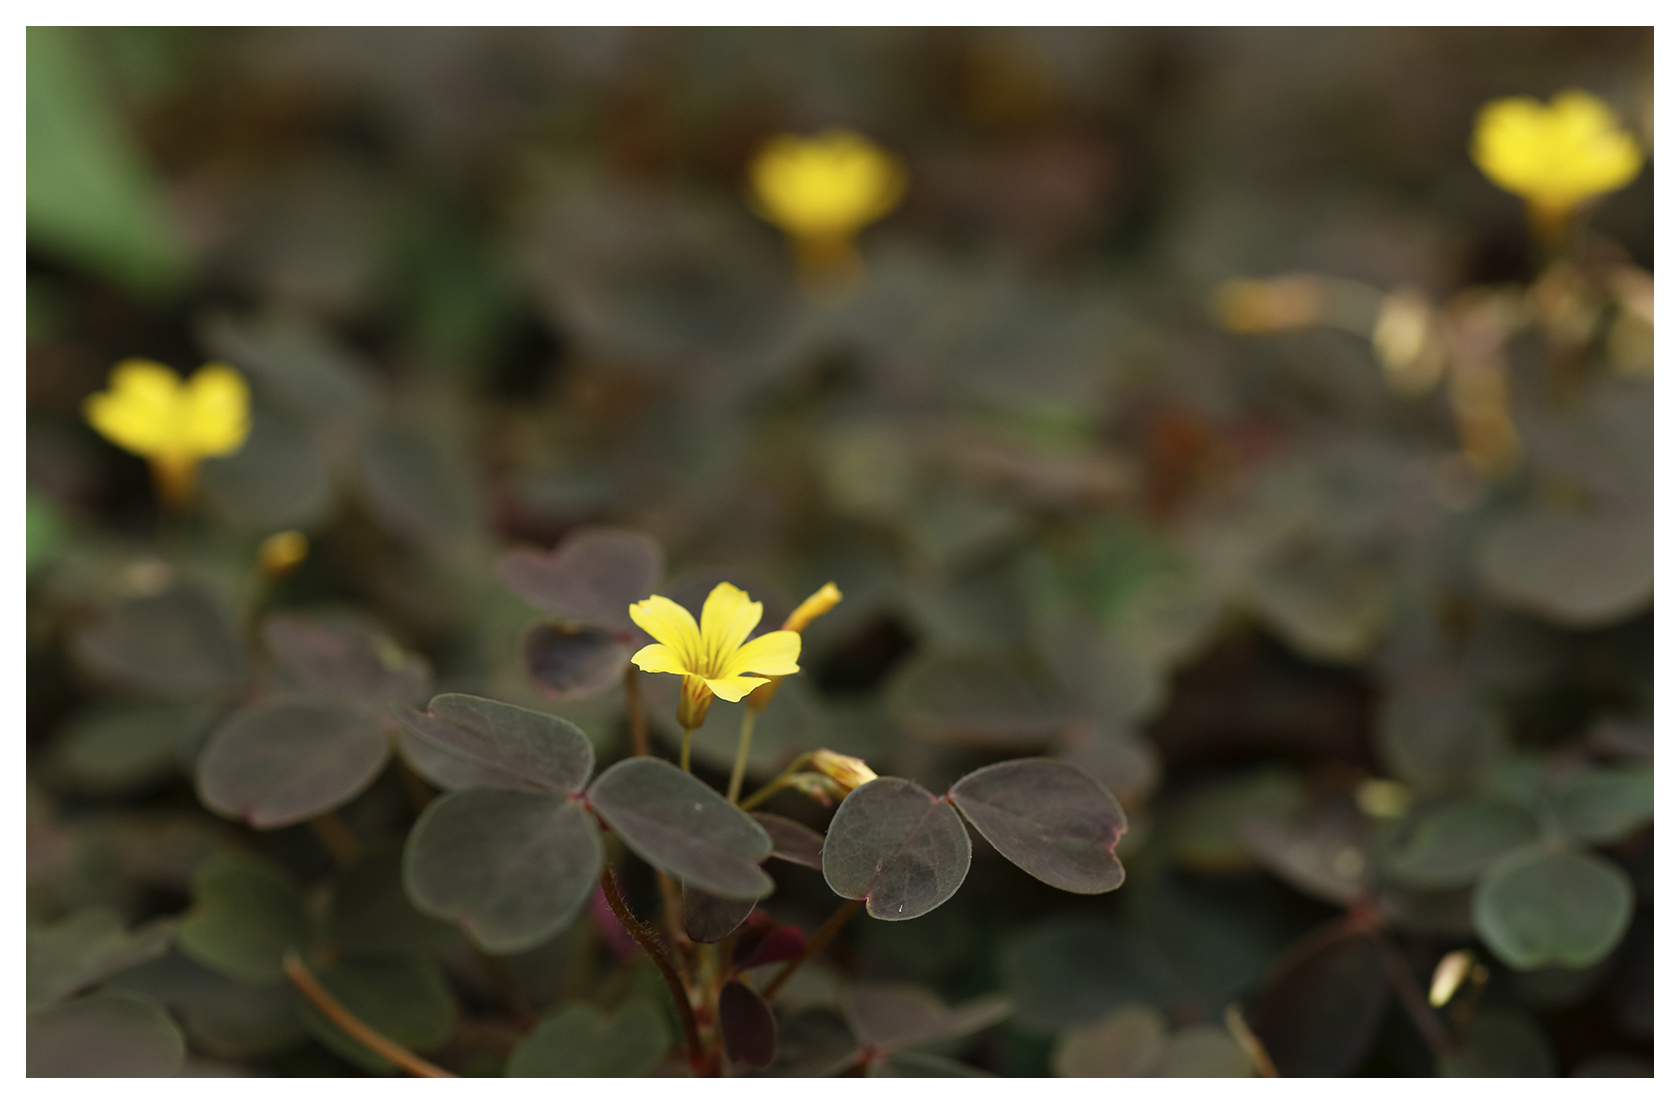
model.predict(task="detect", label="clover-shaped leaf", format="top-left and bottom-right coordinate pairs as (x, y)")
top-left (197, 695), bottom-right (391, 828)
top-left (327, 844), bottom-right (456, 957)
top-left (27, 994), bottom-right (186, 1077)
top-left (721, 980), bottom-right (778, 1068)
top-left (521, 622), bottom-right (630, 700)
top-left (28, 908), bottom-right (174, 1013)
top-left (498, 527), bottom-right (664, 633)
top-left (949, 758), bottom-right (1126, 894)
top-left (751, 812), bottom-right (826, 869)
top-left (1472, 849), bottom-right (1634, 970)
top-left (394, 693), bottom-right (594, 794)
top-left (1382, 798), bottom-right (1537, 889)
top-left (1245, 928), bottom-right (1387, 1077)
top-left (72, 587), bottom-right (247, 701)
top-left (263, 610), bottom-right (431, 706)
top-left (841, 982), bottom-right (1011, 1052)
top-left (292, 956), bottom-right (456, 1074)
top-left (394, 728), bottom-right (530, 792)
top-left (1549, 765), bottom-right (1653, 845)
top-left (1051, 1005), bottom-right (1166, 1077)
top-left (822, 777), bottom-right (971, 921)
top-left (588, 757), bottom-right (773, 900)
top-left (505, 1000), bottom-right (670, 1077)
top-left (1478, 506), bottom-right (1651, 628)
top-left (682, 883), bottom-right (757, 944)
top-left (177, 854), bottom-right (310, 985)
top-left (404, 789), bottom-right (602, 954)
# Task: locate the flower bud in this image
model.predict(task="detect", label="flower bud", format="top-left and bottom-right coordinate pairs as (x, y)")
top-left (259, 530), bottom-right (310, 580)
top-left (1429, 950), bottom-right (1476, 1007)
top-left (810, 749), bottom-right (876, 795)
top-left (784, 772), bottom-right (846, 806)
top-left (783, 582), bottom-right (843, 633)
top-left (745, 583), bottom-right (844, 711)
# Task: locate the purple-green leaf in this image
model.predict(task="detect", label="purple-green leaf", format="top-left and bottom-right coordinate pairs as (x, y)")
top-left (949, 758), bottom-right (1126, 894)
top-left (588, 757), bottom-right (773, 900)
top-left (822, 778), bottom-right (971, 921)
top-left (263, 611), bottom-right (431, 706)
top-left (72, 587), bottom-right (247, 701)
top-left (393, 693), bottom-right (594, 795)
top-left (196, 695), bottom-right (390, 829)
top-left (1245, 927), bottom-right (1387, 1076)
top-left (751, 812), bottom-right (826, 869)
top-left (497, 527), bottom-right (663, 633)
top-left (720, 981), bottom-right (777, 1068)
top-left (403, 789), bottom-right (601, 954)
top-left (682, 883), bottom-right (756, 944)
top-left (521, 622), bottom-right (630, 700)
top-left (27, 994), bottom-right (185, 1077)
top-left (841, 982), bottom-right (1012, 1052)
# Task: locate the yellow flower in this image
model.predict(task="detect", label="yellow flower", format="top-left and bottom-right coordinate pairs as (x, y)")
top-left (83, 359), bottom-right (250, 508)
top-left (1470, 90), bottom-right (1643, 227)
top-left (749, 130), bottom-right (907, 293)
top-left (629, 582), bottom-right (802, 731)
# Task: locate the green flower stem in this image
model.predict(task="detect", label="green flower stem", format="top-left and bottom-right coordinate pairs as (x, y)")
top-left (599, 866), bottom-right (706, 1074)
top-left (726, 708), bottom-right (759, 804)
top-left (738, 752), bottom-right (816, 812)
top-left (761, 896), bottom-right (863, 1000)
top-left (680, 726), bottom-right (693, 772)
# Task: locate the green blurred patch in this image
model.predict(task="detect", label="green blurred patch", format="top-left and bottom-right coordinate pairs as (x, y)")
top-left (27, 26), bottom-right (188, 297)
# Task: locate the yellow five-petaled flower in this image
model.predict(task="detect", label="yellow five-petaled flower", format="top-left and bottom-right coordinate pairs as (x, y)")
top-left (629, 582), bottom-right (803, 733)
top-left (1470, 89), bottom-right (1644, 237)
top-left (83, 358), bottom-right (251, 508)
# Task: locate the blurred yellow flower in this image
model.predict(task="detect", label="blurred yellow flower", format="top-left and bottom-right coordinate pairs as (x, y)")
top-left (259, 530), bottom-right (310, 580)
top-left (749, 130), bottom-right (906, 293)
top-left (630, 582), bottom-right (802, 741)
top-left (1470, 90), bottom-right (1643, 230)
top-left (83, 359), bottom-right (250, 507)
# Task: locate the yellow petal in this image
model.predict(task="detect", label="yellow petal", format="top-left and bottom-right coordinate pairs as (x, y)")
top-left (698, 582), bottom-right (762, 673)
top-left (721, 630), bottom-right (802, 679)
top-left (702, 675), bottom-right (771, 703)
top-left (749, 130), bottom-right (907, 240)
top-left (83, 359), bottom-right (183, 456)
top-left (628, 595), bottom-right (702, 666)
top-left (1471, 89), bottom-right (1642, 211)
top-left (629, 642), bottom-right (694, 676)
top-left (182, 363), bottom-right (250, 456)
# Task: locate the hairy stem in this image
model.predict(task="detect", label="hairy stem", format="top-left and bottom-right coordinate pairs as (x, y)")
top-left (598, 867), bottom-right (706, 1073)
top-left (726, 708), bottom-right (758, 804)
top-left (625, 666), bottom-right (649, 758)
top-left (761, 897), bottom-right (864, 1000)
top-left (283, 953), bottom-right (455, 1077)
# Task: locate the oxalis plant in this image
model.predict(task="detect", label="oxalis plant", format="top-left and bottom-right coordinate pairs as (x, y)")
top-left (389, 528), bottom-right (1129, 1076)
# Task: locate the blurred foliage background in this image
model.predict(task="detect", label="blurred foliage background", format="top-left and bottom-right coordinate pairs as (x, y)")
top-left (26, 26), bottom-right (1652, 1078)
